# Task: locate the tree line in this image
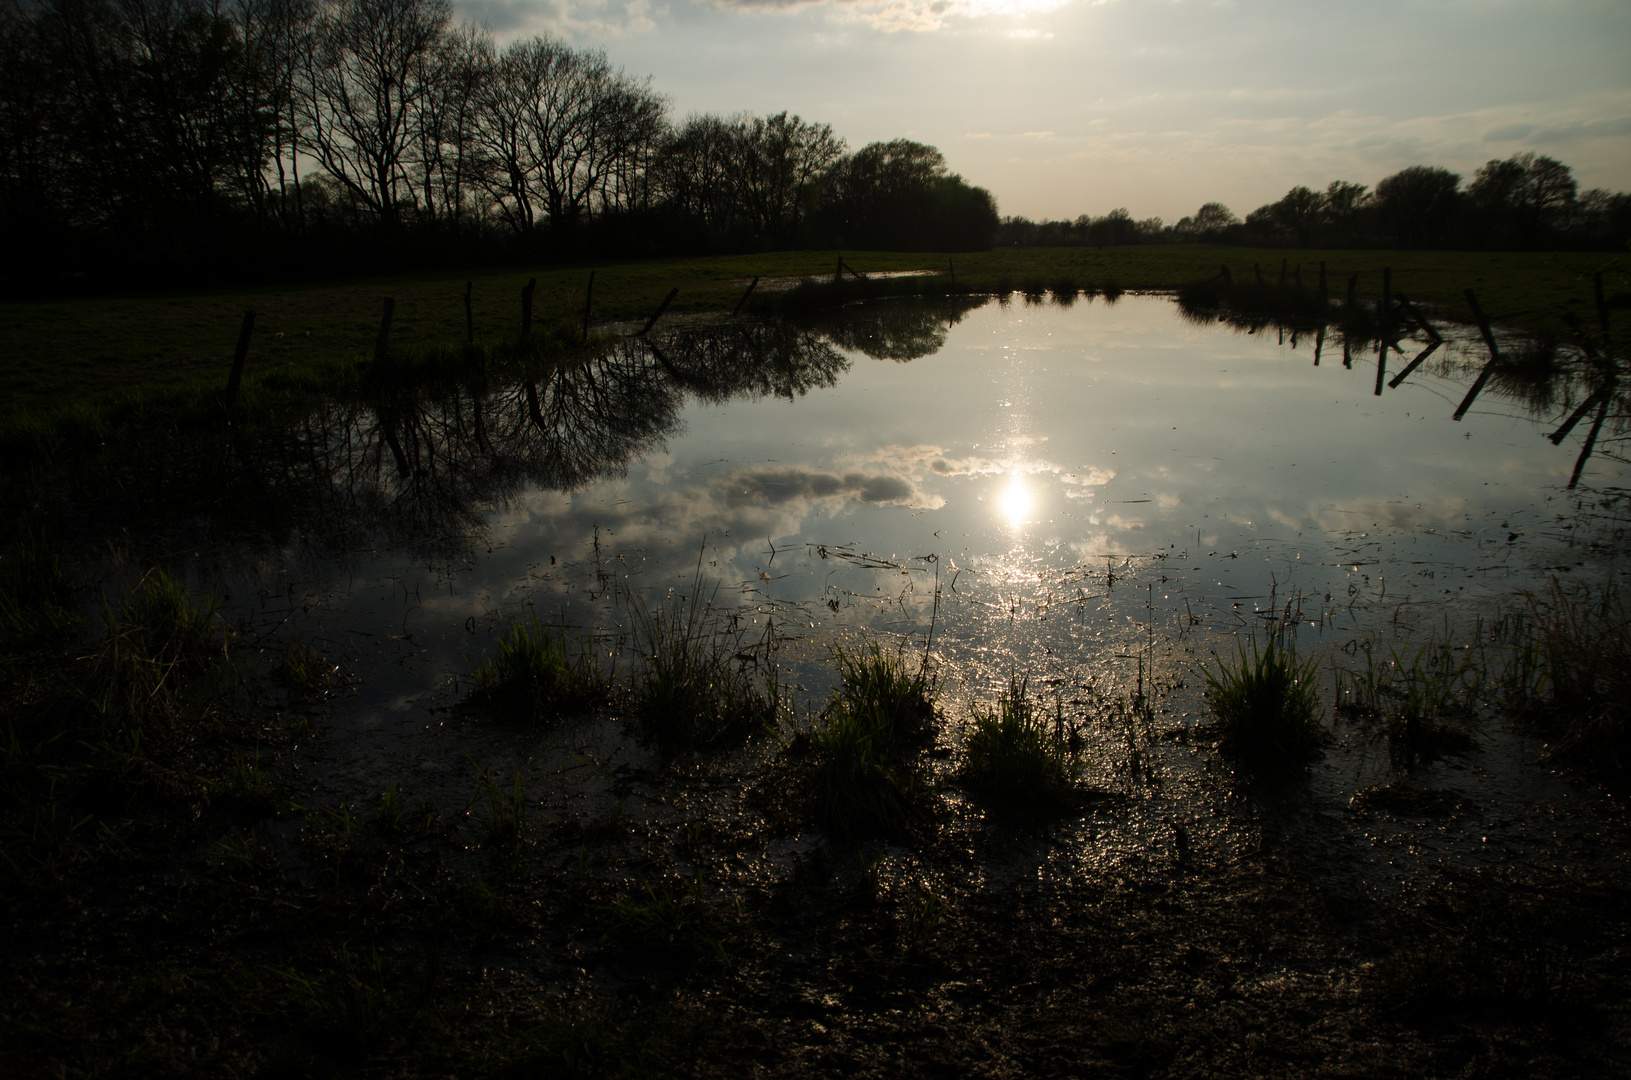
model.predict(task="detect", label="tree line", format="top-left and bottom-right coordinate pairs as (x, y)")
top-left (0, 0), bottom-right (999, 288)
top-left (999, 154), bottom-right (1630, 252)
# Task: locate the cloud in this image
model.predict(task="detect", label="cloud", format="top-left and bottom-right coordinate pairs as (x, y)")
top-left (705, 0), bottom-right (1070, 32)
top-left (1483, 123), bottom-right (1534, 142)
top-left (1059, 466), bottom-right (1116, 487)
top-left (1532, 115), bottom-right (1631, 143)
top-left (725, 467), bottom-right (941, 508)
top-left (462, 0), bottom-right (659, 37)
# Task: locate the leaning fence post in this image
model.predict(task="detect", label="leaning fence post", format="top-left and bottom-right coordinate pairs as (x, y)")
top-left (732, 276), bottom-right (759, 317)
top-left (375, 297), bottom-right (394, 364)
top-left (225, 310), bottom-right (254, 406)
top-left (948, 259), bottom-right (956, 287)
top-left (521, 277), bottom-right (536, 336)
top-left (1453, 289), bottom-right (1501, 421)
top-left (641, 287), bottom-right (679, 335)
top-left (464, 281), bottom-right (474, 345)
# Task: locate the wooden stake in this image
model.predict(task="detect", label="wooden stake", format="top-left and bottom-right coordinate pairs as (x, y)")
top-left (732, 276), bottom-right (759, 317)
top-left (641, 287), bottom-right (679, 335)
top-left (1387, 339), bottom-right (1442, 390)
top-left (1375, 267), bottom-right (1391, 396)
top-left (1463, 288), bottom-right (1501, 362)
top-left (1569, 395), bottom-right (1611, 490)
top-left (1595, 271), bottom-right (1611, 336)
top-left (1394, 292), bottom-right (1442, 342)
top-left (1453, 288), bottom-right (1501, 421)
top-left (464, 281), bottom-right (474, 344)
top-left (521, 277), bottom-right (536, 335)
top-left (225, 310), bottom-right (254, 405)
top-left (1550, 378), bottom-right (1616, 445)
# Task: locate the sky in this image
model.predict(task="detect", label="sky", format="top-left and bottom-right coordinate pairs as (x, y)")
top-left (455, 0), bottom-right (1631, 224)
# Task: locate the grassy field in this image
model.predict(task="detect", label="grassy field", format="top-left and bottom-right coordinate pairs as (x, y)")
top-left (1, 246), bottom-right (1624, 458)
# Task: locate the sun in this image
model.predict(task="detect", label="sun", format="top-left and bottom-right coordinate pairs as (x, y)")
top-left (998, 471), bottom-right (1035, 528)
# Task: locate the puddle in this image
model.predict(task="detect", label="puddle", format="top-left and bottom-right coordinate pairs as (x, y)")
top-left (27, 293), bottom-right (1630, 897)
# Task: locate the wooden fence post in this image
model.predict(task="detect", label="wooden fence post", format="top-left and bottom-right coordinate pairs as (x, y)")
top-left (225, 310), bottom-right (254, 405)
top-left (732, 276), bottom-right (759, 317)
top-left (521, 277), bottom-right (536, 336)
top-left (1453, 289), bottom-right (1502, 421)
top-left (641, 288), bottom-right (679, 335)
top-left (464, 281), bottom-right (474, 344)
top-left (1377, 265), bottom-right (1392, 397)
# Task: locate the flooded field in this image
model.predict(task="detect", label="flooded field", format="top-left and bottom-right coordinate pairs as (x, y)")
top-left (8, 291), bottom-right (1629, 1075)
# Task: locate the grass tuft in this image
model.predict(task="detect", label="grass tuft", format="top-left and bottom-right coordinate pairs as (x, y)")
top-left (1510, 579), bottom-right (1630, 778)
top-left (600, 869), bottom-right (730, 960)
top-left (0, 529), bottom-right (81, 651)
top-left (1205, 633), bottom-right (1324, 770)
top-left (1336, 635), bottom-right (1481, 768)
top-left (831, 641), bottom-right (937, 752)
top-left (88, 569), bottom-right (223, 729)
top-left (961, 673), bottom-right (1084, 809)
top-left (628, 577), bottom-right (779, 750)
top-left (469, 614), bottom-right (609, 721)
top-left (805, 640), bottom-right (937, 841)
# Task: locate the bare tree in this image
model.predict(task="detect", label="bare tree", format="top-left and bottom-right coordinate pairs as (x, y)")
top-left (298, 0), bottom-right (452, 230)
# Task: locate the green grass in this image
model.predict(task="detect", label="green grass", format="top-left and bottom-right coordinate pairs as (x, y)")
top-left (2, 247), bottom-right (1622, 460)
top-left (89, 568), bottom-right (224, 729)
top-left (0, 528), bottom-right (80, 651)
top-left (468, 613), bottom-right (610, 722)
top-left (275, 640), bottom-right (333, 701)
top-left (599, 869), bottom-right (730, 961)
top-left (627, 578), bottom-right (780, 750)
top-left (1335, 635), bottom-right (1483, 769)
top-left (961, 673), bottom-right (1084, 809)
top-left (829, 641), bottom-right (937, 753)
top-left (804, 640), bottom-right (937, 841)
top-left (1204, 633), bottom-right (1325, 771)
top-left (1511, 579), bottom-right (1630, 778)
